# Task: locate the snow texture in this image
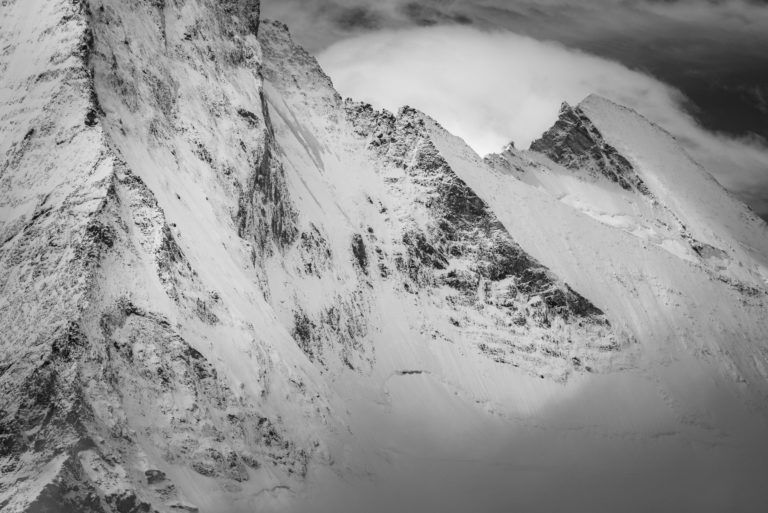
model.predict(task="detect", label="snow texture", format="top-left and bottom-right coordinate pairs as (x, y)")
top-left (2, 2), bottom-right (768, 512)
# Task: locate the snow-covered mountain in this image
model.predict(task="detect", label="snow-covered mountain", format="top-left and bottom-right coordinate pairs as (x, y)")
top-left (2, 1), bottom-right (767, 512)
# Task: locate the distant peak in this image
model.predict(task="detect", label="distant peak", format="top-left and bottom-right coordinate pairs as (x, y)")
top-left (530, 97), bottom-right (651, 195)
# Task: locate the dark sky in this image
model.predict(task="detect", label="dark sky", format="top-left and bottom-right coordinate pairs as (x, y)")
top-left (466, 2), bottom-right (768, 142)
top-left (262, 0), bottom-right (768, 218)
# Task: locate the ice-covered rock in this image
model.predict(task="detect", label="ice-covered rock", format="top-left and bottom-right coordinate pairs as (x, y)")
top-left (2, 1), bottom-right (768, 512)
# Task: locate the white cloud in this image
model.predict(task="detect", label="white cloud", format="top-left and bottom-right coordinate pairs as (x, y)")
top-left (317, 25), bottom-right (768, 215)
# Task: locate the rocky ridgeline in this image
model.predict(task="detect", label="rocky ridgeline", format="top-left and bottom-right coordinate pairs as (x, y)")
top-left (345, 102), bottom-right (632, 379)
top-left (254, 20), bottom-right (633, 382)
top-left (526, 102), bottom-right (750, 287)
top-left (531, 102), bottom-right (651, 195)
top-left (1, 1), bottom-right (333, 512)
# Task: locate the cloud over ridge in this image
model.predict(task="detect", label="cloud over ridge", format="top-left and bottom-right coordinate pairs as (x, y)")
top-left (316, 24), bottom-right (768, 218)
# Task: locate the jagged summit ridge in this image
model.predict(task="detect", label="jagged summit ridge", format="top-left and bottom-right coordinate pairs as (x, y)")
top-left (530, 101), bottom-right (651, 195)
top-left (342, 101), bottom-right (628, 371)
top-left (259, 21), bottom-right (633, 379)
top-left (487, 94), bottom-right (768, 292)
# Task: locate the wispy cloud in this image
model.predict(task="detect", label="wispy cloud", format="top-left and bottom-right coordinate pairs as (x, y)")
top-left (316, 25), bottom-right (768, 217)
top-left (262, 0), bottom-right (768, 217)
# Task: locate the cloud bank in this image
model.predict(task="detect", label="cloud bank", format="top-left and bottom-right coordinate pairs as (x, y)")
top-left (263, 0), bottom-right (768, 141)
top-left (263, 0), bottom-right (768, 53)
top-left (316, 25), bottom-right (768, 217)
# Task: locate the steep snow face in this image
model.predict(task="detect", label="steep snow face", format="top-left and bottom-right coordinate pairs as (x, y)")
top-left (422, 94), bottom-right (768, 511)
top-left (2, 2), bottom-right (338, 512)
top-left (3, 3), bottom-right (768, 513)
top-left (0, 0), bottom-right (109, 383)
top-left (579, 95), bottom-right (768, 283)
top-left (457, 107), bottom-right (768, 393)
top-left (491, 98), bottom-right (768, 289)
top-left (259, 21), bottom-right (768, 513)
top-left (1, 1), bottom-right (121, 509)
top-left (466, 101), bottom-right (768, 404)
top-left (258, 21), bottom-right (635, 382)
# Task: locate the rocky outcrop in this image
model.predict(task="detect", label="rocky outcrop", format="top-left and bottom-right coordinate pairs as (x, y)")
top-left (525, 101), bottom-right (757, 288)
top-left (1, 1), bottom-right (333, 512)
top-left (346, 103), bottom-right (631, 379)
top-left (531, 102), bottom-right (651, 194)
top-left (254, 20), bottom-right (633, 381)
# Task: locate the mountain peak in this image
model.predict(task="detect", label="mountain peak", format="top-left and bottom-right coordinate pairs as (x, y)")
top-left (530, 98), bottom-right (651, 194)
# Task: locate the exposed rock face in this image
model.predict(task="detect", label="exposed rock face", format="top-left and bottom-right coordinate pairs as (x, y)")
top-left (345, 103), bottom-right (628, 375)
top-left (2, 2), bottom-right (329, 512)
top-left (531, 102), bottom-right (651, 195)
top-left (256, 21), bottom-right (632, 380)
top-left (519, 99), bottom-right (768, 291)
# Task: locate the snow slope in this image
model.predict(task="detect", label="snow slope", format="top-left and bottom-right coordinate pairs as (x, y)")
top-left (260, 21), bottom-right (768, 513)
top-left (2, 2), bottom-right (339, 512)
top-left (1, 2), bottom-right (768, 512)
